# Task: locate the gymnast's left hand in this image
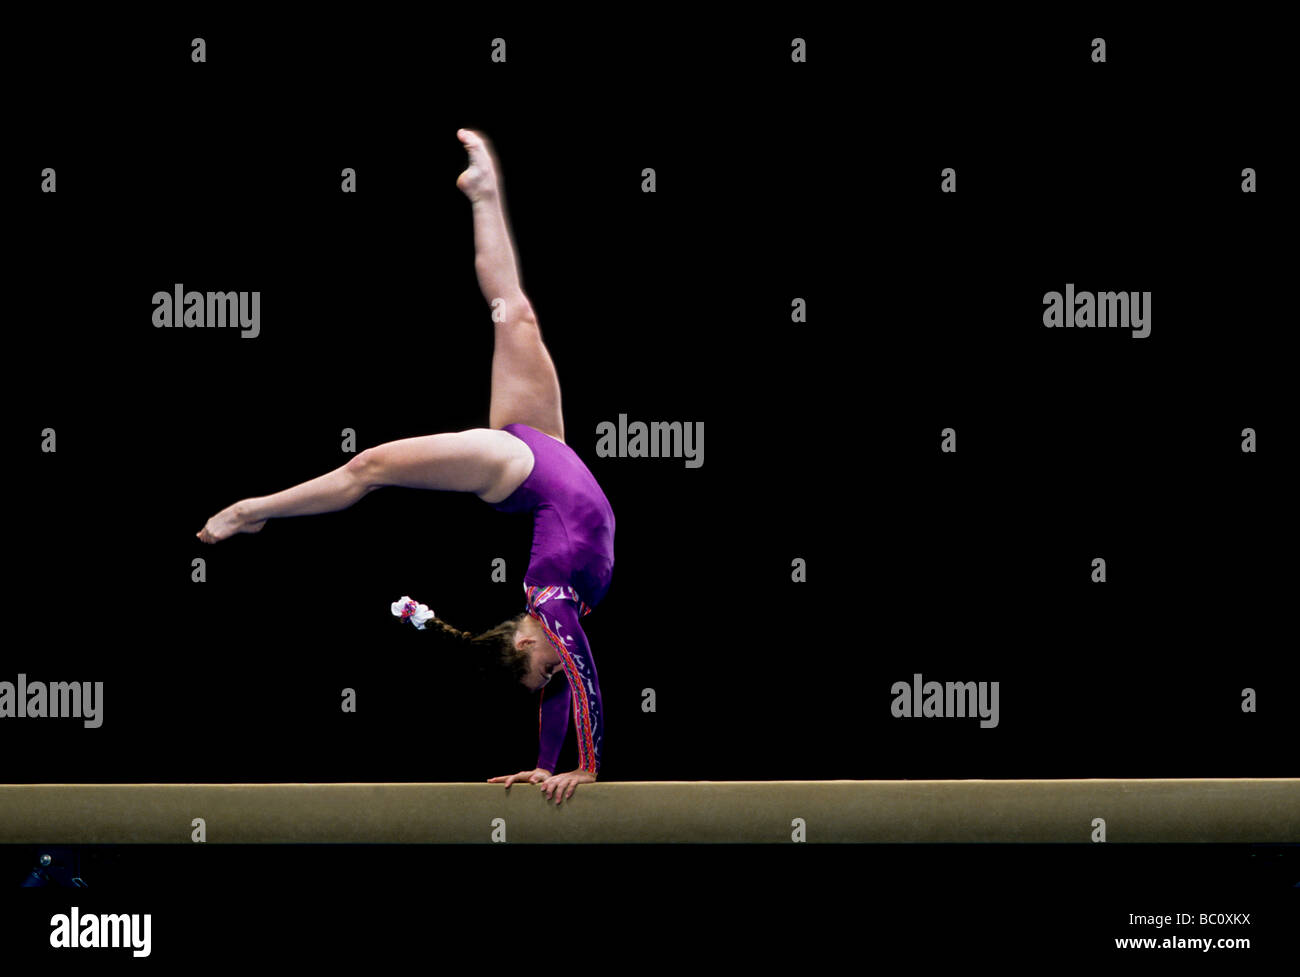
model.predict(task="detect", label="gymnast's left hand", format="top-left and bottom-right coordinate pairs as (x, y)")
top-left (540, 769), bottom-right (596, 805)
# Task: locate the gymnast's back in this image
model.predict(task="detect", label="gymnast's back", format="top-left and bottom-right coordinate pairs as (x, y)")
top-left (490, 423), bottom-right (615, 609)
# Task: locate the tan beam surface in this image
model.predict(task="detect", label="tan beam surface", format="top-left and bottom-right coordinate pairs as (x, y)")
top-left (1, 780), bottom-right (1296, 844)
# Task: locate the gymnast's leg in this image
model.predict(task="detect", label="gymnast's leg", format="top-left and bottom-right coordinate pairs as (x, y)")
top-left (456, 129), bottom-right (566, 442)
top-left (196, 428), bottom-right (529, 543)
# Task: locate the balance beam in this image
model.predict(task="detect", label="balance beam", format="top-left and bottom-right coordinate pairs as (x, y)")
top-left (1, 780), bottom-right (1296, 844)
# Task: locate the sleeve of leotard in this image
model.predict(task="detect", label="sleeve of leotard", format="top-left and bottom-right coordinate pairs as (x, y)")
top-left (531, 600), bottom-right (603, 776)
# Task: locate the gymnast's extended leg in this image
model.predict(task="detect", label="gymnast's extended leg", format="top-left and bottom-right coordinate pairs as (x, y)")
top-left (196, 427), bottom-right (529, 542)
top-left (197, 132), bottom-right (556, 544)
top-left (456, 129), bottom-right (566, 442)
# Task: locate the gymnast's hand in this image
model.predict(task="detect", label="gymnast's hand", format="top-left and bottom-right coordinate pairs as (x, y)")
top-left (488, 768), bottom-right (553, 788)
top-left (539, 769), bottom-right (596, 806)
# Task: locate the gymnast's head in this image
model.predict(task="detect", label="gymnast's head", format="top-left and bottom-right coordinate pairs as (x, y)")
top-left (425, 614), bottom-right (562, 693)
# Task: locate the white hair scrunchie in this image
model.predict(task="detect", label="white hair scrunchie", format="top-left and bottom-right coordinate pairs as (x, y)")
top-left (391, 596), bottom-right (436, 630)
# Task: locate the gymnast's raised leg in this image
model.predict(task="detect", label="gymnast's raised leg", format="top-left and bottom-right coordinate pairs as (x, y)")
top-left (455, 128), bottom-right (565, 442)
top-left (197, 129), bottom-right (563, 543)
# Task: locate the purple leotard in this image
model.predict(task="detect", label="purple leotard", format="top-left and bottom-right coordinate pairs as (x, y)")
top-left (490, 423), bottom-right (615, 775)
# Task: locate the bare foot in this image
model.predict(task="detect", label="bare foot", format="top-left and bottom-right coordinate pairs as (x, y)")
top-left (196, 502), bottom-right (266, 543)
top-left (456, 128), bottom-right (500, 202)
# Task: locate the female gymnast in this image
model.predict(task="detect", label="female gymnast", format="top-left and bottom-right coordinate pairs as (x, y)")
top-left (196, 129), bottom-right (613, 806)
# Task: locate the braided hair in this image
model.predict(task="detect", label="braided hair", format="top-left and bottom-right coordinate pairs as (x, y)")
top-left (422, 614), bottom-right (533, 689)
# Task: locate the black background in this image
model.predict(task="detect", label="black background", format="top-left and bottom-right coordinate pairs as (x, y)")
top-left (3, 9), bottom-right (1295, 965)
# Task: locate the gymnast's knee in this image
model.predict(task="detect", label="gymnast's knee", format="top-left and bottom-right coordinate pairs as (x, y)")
top-left (492, 298), bottom-right (539, 331)
top-left (344, 448), bottom-right (385, 490)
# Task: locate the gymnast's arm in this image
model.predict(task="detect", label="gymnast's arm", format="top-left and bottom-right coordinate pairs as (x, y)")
top-left (533, 600), bottom-right (604, 777)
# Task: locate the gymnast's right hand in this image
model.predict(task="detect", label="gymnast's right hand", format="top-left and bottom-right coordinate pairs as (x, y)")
top-left (488, 768), bottom-right (553, 787)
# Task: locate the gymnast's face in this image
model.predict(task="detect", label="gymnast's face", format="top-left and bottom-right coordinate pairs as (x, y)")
top-left (517, 618), bottom-right (562, 691)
